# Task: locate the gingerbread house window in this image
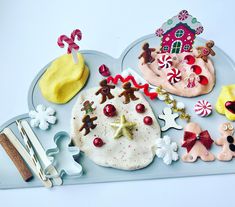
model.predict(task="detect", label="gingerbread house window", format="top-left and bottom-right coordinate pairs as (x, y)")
top-left (171, 40), bottom-right (182, 53)
top-left (175, 29), bottom-right (184, 38)
top-left (184, 44), bottom-right (190, 51)
top-left (163, 46), bottom-right (169, 51)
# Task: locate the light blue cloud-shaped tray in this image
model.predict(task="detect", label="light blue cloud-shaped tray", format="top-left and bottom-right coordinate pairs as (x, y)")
top-left (1, 34), bottom-right (235, 189)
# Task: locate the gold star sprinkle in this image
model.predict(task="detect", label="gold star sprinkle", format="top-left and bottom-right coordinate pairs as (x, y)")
top-left (110, 115), bottom-right (136, 139)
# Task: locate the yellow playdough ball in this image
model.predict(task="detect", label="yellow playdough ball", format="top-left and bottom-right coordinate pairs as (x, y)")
top-left (39, 53), bottom-right (89, 104)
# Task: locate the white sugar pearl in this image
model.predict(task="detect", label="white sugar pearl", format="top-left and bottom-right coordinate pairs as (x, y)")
top-left (177, 102), bottom-right (185, 109)
top-left (158, 94), bottom-right (166, 101)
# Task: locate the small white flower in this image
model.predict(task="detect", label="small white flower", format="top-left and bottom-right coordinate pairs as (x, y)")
top-left (29, 104), bottom-right (57, 130)
top-left (155, 135), bottom-right (179, 165)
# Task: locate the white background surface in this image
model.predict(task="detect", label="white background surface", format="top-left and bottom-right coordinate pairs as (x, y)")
top-left (1, 0), bottom-right (235, 206)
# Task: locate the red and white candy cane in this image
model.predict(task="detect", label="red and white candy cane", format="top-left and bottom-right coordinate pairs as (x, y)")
top-left (194, 100), bottom-right (212, 117)
top-left (167, 68), bottom-right (182, 84)
top-left (157, 55), bottom-right (173, 69)
top-left (71, 29), bottom-right (82, 42)
top-left (57, 35), bottom-right (79, 54)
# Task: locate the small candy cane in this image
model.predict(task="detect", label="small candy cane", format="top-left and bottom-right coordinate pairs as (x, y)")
top-left (57, 35), bottom-right (79, 54)
top-left (71, 29), bottom-right (82, 41)
top-left (57, 29), bottom-right (82, 64)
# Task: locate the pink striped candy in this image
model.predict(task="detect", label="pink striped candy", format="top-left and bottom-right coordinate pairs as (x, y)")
top-left (158, 55), bottom-right (173, 69)
top-left (167, 68), bottom-right (182, 84)
top-left (194, 100), bottom-right (212, 117)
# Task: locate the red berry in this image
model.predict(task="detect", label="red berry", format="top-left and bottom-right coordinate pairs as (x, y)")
top-left (144, 116), bottom-right (153, 125)
top-left (99, 64), bottom-right (111, 77)
top-left (93, 137), bottom-right (104, 147)
top-left (103, 104), bottom-right (116, 117)
top-left (136, 104), bottom-right (145, 113)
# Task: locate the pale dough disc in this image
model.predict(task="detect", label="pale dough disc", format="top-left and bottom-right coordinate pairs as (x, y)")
top-left (71, 87), bottom-right (161, 170)
top-left (138, 49), bottom-right (215, 97)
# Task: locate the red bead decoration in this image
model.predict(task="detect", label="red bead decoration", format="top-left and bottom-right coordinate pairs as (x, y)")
top-left (93, 137), bottom-right (104, 147)
top-left (143, 116), bottom-right (153, 125)
top-left (99, 64), bottom-right (111, 77)
top-left (136, 104), bottom-right (145, 113)
top-left (198, 75), bottom-right (208, 85)
top-left (103, 104), bottom-right (116, 117)
top-left (184, 55), bottom-right (195, 65)
top-left (191, 65), bottom-right (202, 75)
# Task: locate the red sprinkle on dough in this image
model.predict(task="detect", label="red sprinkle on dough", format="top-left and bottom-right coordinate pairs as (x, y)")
top-left (107, 75), bottom-right (158, 100)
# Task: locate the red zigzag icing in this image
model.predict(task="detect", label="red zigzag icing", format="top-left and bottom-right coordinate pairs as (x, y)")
top-left (107, 74), bottom-right (158, 100)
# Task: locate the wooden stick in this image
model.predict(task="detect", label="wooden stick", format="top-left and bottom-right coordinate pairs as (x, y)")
top-left (0, 133), bottom-right (33, 182)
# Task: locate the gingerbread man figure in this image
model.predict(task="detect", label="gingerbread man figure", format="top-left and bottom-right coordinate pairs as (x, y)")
top-left (95, 80), bottom-right (115, 104)
top-left (81, 100), bottom-right (95, 114)
top-left (196, 40), bottom-right (216, 62)
top-left (138, 42), bottom-right (156, 65)
top-left (181, 122), bottom-right (215, 162)
top-left (158, 107), bottom-right (182, 131)
top-left (118, 82), bottom-right (139, 104)
top-left (79, 115), bottom-right (97, 136)
top-left (216, 122), bottom-right (235, 161)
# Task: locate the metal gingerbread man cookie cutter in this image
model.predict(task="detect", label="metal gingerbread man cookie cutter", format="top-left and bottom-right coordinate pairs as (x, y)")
top-left (45, 131), bottom-right (83, 179)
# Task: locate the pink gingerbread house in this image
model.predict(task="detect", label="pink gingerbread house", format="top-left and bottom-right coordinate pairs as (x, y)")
top-left (155, 10), bottom-right (204, 54)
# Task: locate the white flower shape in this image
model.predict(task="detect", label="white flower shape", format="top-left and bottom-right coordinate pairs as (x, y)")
top-left (155, 135), bottom-right (179, 165)
top-left (29, 104), bottom-right (57, 130)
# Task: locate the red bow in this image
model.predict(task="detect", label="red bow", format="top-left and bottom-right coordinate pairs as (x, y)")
top-left (182, 130), bottom-right (214, 153)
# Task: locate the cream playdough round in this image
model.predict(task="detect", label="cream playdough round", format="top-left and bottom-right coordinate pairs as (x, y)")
top-left (138, 49), bottom-right (215, 97)
top-left (71, 87), bottom-right (161, 170)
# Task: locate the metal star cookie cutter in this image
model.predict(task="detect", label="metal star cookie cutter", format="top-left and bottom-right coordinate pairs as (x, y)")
top-left (45, 131), bottom-right (83, 178)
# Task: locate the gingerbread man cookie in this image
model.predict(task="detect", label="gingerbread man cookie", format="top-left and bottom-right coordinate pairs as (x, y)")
top-left (95, 79), bottom-right (115, 104)
top-left (181, 122), bottom-right (215, 162)
top-left (118, 82), bottom-right (139, 104)
top-left (196, 40), bottom-right (216, 62)
top-left (216, 122), bottom-right (235, 161)
top-left (79, 115), bottom-right (97, 136)
top-left (81, 100), bottom-right (96, 114)
top-left (138, 42), bottom-right (156, 65)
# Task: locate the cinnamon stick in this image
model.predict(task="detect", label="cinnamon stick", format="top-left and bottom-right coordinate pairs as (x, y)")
top-left (0, 133), bottom-right (33, 182)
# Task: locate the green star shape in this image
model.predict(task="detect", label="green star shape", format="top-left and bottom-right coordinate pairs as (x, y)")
top-left (110, 115), bottom-right (136, 140)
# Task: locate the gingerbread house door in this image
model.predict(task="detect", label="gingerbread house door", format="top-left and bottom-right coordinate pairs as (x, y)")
top-left (171, 40), bottom-right (182, 53)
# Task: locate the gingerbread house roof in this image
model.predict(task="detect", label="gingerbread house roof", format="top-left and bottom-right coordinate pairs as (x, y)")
top-left (155, 10), bottom-right (204, 37)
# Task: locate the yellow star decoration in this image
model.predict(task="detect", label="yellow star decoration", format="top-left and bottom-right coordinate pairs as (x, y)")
top-left (110, 115), bottom-right (136, 139)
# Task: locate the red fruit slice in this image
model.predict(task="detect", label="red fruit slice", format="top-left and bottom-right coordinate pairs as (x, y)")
top-left (184, 55), bottom-right (195, 65)
top-left (225, 101), bottom-right (235, 114)
top-left (191, 65), bottom-right (202, 75)
top-left (198, 75), bottom-right (208, 85)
